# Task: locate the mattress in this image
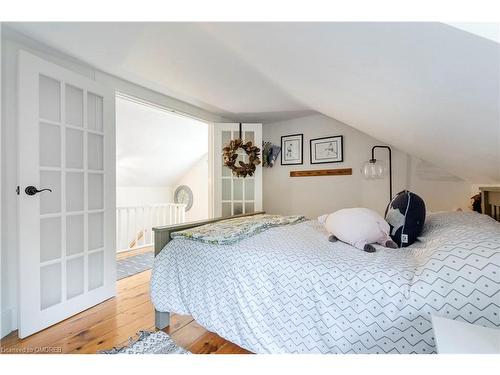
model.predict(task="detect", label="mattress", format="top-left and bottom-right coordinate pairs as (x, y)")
top-left (150, 212), bottom-right (500, 353)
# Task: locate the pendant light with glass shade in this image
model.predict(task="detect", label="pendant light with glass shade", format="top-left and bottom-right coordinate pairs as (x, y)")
top-left (361, 145), bottom-right (393, 202)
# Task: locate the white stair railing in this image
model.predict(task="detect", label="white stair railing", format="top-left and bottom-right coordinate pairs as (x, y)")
top-left (116, 203), bottom-right (186, 253)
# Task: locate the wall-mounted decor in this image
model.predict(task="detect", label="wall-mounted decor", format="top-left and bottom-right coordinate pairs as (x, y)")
top-left (223, 138), bottom-right (261, 178)
top-left (223, 123), bottom-right (261, 178)
top-left (262, 141), bottom-right (281, 167)
top-left (174, 185), bottom-right (194, 211)
top-left (281, 134), bottom-right (303, 165)
top-left (310, 135), bottom-right (343, 164)
top-left (290, 168), bottom-right (352, 177)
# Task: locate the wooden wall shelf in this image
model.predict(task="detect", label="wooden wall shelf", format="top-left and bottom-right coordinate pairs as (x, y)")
top-left (290, 168), bottom-right (352, 177)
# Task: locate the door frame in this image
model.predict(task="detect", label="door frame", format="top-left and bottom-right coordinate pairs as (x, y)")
top-left (207, 122), bottom-right (215, 218)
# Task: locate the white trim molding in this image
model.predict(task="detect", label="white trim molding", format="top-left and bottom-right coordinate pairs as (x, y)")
top-left (1, 307), bottom-right (16, 339)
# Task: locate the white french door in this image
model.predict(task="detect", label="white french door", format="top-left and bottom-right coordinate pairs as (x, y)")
top-left (213, 123), bottom-right (262, 217)
top-left (18, 51), bottom-right (116, 338)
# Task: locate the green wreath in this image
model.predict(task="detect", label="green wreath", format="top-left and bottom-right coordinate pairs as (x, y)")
top-left (223, 139), bottom-right (261, 178)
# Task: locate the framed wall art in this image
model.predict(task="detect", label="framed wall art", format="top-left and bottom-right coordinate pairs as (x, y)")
top-left (310, 135), bottom-right (343, 164)
top-left (281, 134), bottom-right (303, 165)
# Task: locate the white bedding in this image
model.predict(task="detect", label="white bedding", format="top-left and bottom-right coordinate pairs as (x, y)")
top-left (151, 212), bottom-right (500, 353)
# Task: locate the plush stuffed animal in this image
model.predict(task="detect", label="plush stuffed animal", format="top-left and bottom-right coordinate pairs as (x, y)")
top-left (318, 208), bottom-right (398, 253)
top-left (385, 190), bottom-right (426, 248)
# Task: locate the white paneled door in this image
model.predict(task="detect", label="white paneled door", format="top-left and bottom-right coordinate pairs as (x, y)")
top-left (213, 123), bottom-right (262, 217)
top-left (18, 51), bottom-right (116, 338)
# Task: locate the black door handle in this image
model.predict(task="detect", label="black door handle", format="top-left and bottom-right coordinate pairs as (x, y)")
top-left (25, 186), bottom-right (53, 196)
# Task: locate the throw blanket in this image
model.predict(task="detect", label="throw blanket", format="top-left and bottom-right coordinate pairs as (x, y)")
top-left (171, 214), bottom-right (305, 245)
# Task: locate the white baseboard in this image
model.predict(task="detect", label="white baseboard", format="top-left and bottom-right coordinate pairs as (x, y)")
top-left (1, 307), bottom-right (16, 339)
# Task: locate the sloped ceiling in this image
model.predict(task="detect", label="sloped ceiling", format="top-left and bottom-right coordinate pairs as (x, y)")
top-left (116, 97), bottom-right (208, 187)
top-left (6, 22), bottom-right (500, 183)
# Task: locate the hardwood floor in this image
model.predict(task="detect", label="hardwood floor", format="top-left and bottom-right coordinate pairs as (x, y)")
top-left (0, 269), bottom-right (251, 354)
top-left (116, 246), bottom-right (154, 260)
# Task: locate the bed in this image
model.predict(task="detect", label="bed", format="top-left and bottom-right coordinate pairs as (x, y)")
top-left (150, 190), bottom-right (500, 354)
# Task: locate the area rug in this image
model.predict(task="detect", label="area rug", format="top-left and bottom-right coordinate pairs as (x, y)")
top-left (100, 331), bottom-right (190, 354)
top-left (117, 252), bottom-right (154, 280)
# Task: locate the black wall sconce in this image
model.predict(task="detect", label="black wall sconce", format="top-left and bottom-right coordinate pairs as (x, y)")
top-left (361, 145), bottom-right (393, 203)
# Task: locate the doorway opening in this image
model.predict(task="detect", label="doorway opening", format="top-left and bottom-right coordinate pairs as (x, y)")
top-left (115, 95), bottom-right (210, 277)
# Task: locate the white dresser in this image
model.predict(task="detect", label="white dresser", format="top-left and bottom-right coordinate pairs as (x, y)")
top-left (432, 316), bottom-right (500, 354)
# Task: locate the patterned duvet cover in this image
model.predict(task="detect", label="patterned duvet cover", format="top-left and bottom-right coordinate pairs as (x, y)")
top-left (151, 212), bottom-right (500, 353)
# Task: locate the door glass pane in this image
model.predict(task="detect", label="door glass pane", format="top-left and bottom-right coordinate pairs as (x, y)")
top-left (40, 171), bottom-right (61, 214)
top-left (88, 251), bottom-right (104, 291)
top-left (88, 173), bottom-right (104, 210)
top-left (67, 256), bottom-right (84, 299)
top-left (221, 130), bottom-right (231, 146)
top-left (87, 93), bottom-right (103, 131)
top-left (66, 172), bottom-right (84, 212)
top-left (245, 179), bottom-right (255, 200)
top-left (88, 133), bottom-right (103, 170)
top-left (222, 155), bottom-right (231, 177)
top-left (40, 123), bottom-right (61, 167)
top-left (88, 212), bottom-right (104, 250)
top-left (40, 262), bottom-right (61, 310)
top-left (233, 202), bottom-right (243, 215)
top-left (65, 85), bottom-right (83, 127)
top-left (245, 202), bottom-right (255, 214)
top-left (40, 217), bottom-right (61, 262)
top-left (39, 75), bottom-right (60, 122)
top-left (66, 214), bottom-right (84, 255)
top-left (233, 179), bottom-right (243, 200)
top-left (244, 131), bottom-right (255, 143)
top-left (222, 202), bottom-right (231, 217)
top-left (222, 179), bottom-right (231, 201)
top-left (66, 128), bottom-right (83, 169)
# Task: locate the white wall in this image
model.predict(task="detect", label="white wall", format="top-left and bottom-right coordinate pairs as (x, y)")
top-left (116, 187), bottom-right (173, 207)
top-left (172, 154), bottom-right (209, 222)
top-left (0, 26), bottom-right (226, 338)
top-left (407, 158), bottom-right (472, 212)
top-left (263, 114), bottom-right (472, 219)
